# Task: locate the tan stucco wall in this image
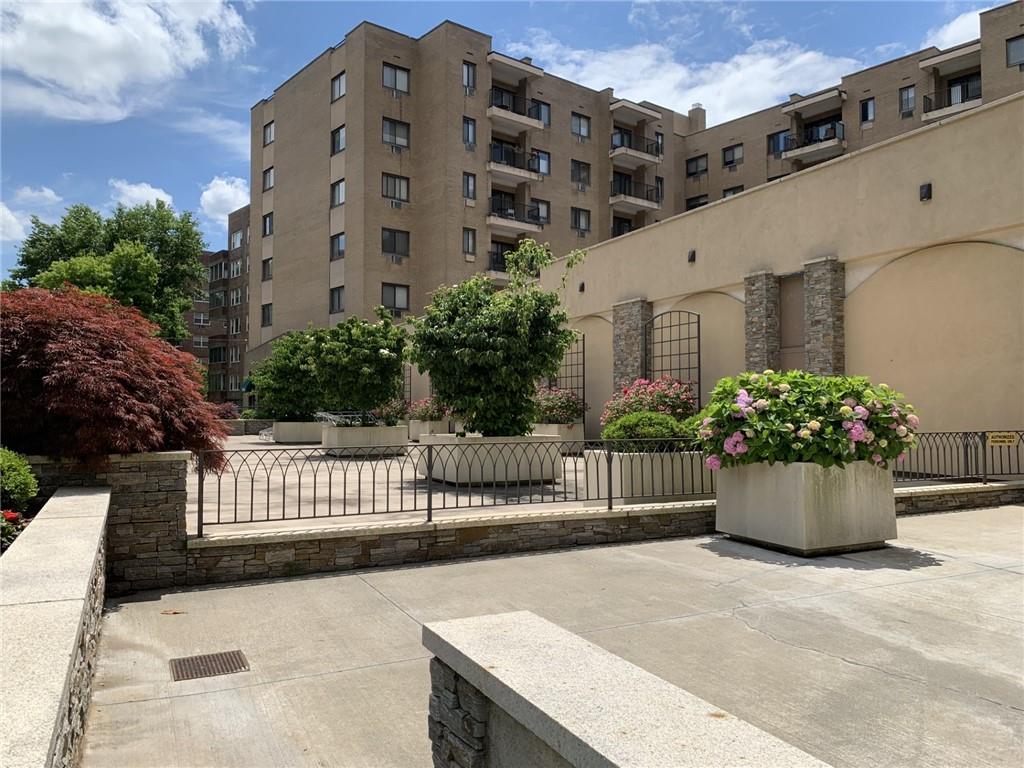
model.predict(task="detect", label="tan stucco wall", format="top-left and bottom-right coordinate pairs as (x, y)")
top-left (665, 292), bottom-right (746, 407)
top-left (568, 315), bottom-right (613, 438)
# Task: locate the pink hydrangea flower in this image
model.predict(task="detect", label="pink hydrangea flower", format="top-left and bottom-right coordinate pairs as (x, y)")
top-left (843, 398), bottom-right (857, 407)
top-left (735, 389), bottom-right (753, 408)
top-left (906, 414), bottom-right (920, 429)
top-left (705, 455), bottom-right (722, 471)
top-left (853, 405), bottom-right (870, 420)
top-left (847, 422), bottom-right (868, 442)
top-left (724, 431), bottom-right (748, 456)
top-left (842, 420), bottom-right (854, 430)
top-left (871, 453), bottom-right (883, 464)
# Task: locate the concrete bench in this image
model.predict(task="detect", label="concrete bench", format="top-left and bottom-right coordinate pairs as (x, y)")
top-left (423, 611), bottom-right (827, 767)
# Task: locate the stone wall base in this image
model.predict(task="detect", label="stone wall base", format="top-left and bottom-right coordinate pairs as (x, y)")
top-left (894, 483), bottom-right (1024, 515)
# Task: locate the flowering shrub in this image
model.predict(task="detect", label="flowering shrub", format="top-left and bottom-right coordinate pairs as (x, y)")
top-left (533, 386), bottom-right (587, 424)
top-left (696, 370), bottom-right (918, 471)
top-left (0, 449), bottom-right (38, 513)
top-left (601, 377), bottom-right (697, 427)
top-left (2, 510), bottom-right (27, 554)
top-left (408, 397), bottom-right (450, 422)
top-left (374, 398), bottom-right (409, 427)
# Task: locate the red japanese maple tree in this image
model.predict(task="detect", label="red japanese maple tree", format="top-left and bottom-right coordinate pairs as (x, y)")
top-left (1, 287), bottom-right (226, 462)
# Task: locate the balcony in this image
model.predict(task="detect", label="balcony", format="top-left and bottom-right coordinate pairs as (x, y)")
top-left (486, 197), bottom-right (543, 235)
top-left (609, 132), bottom-right (663, 169)
top-left (609, 179), bottom-right (662, 213)
top-left (487, 88), bottom-right (545, 132)
top-left (781, 121), bottom-right (846, 164)
top-left (922, 80), bottom-right (982, 122)
top-left (486, 143), bottom-right (543, 183)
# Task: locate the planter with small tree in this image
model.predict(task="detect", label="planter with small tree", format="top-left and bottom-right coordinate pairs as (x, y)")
top-left (407, 396), bottom-right (454, 442)
top-left (410, 239), bottom-right (583, 484)
top-left (250, 330), bottom-right (325, 443)
top-left (699, 370), bottom-right (918, 556)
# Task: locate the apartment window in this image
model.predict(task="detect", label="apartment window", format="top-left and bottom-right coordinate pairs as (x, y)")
top-left (570, 207), bottom-right (590, 233)
top-left (570, 159), bottom-right (591, 186)
top-left (767, 130), bottom-right (790, 156)
top-left (331, 125), bottom-right (346, 154)
top-left (532, 99), bottom-right (551, 126)
top-left (723, 185), bottom-right (744, 198)
top-left (462, 61), bottom-right (476, 92)
top-left (209, 346), bottom-right (226, 363)
top-left (230, 229), bottom-right (243, 249)
top-left (229, 317), bottom-right (242, 335)
top-left (263, 121), bottom-right (275, 146)
top-left (330, 232), bottom-right (346, 261)
top-left (686, 154), bottom-right (708, 177)
top-left (686, 195), bottom-right (709, 210)
top-left (209, 373), bottom-right (223, 390)
top-left (860, 97), bottom-right (875, 123)
top-left (193, 336), bottom-right (208, 349)
top-left (462, 228), bottom-right (476, 255)
top-left (331, 71), bottom-right (346, 101)
top-left (262, 212), bottom-right (273, 236)
top-left (210, 291), bottom-right (225, 308)
top-left (382, 118), bottom-right (410, 148)
top-left (655, 176), bottom-right (664, 202)
top-left (899, 86), bottom-right (916, 117)
top-left (261, 258), bottom-right (272, 281)
top-left (329, 286), bottom-right (344, 314)
top-left (229, 346), bottom-right (241, 364)
top-left (655, 132), bottom-right (664, 154)
top-left (1007, 35), bottom-right (1024, 66)
top-left (382, 228), bottom-right (410, 258)
top-left (193, 312), bottom-right (209, 326)
top-left (331, 179), bottom-right (345, 207)
top-left (228, 375), bottom-right (240, 392)
top-left (381, 283), bottom-right (410, 316)
top-left (382, 173), bottom-right (410, 202)
top-left (260, 303), bottom-right (272, 327)
top-left (383, 63), bottom-right (410, 93)
top-left (262, 166), bottom-right (275, 191)
top-left (570, 112), bottom-right (590, 139)
top-left (534, 149), bottom-right (550, 175)
top-left (230, 288), bottom-right (242, 306)
top-left (532, 198), bottom-right (550, 224)
top-left (463, 116), bottom-right (476, 147)
top-left (230, 259), bottom-right (242, 278)
top-left (462, 172), bottom-right (476, 200)
top-left (722, 144), bottom-right (743, 167)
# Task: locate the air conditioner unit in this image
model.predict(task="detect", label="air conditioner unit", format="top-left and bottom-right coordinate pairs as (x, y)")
top-left (465, 143), bottom-right (476, 152)
top-left (727, 164), bottom-right (737, 172)
top-left (391, 144), bottom-right (403, 154)
top-left (464, 85), bottom-right (475, 97)
top-left (391, 89), bottom-right (402, 100)
top-left (576, 183), bottom-right (587, 192)
top-left (575, 135), bottom-right (586, 144)
top-left (900, 109), bottom-right (914, 119)
top-left (390, 200), bottom-right (402, 209)
top-left (388, 254), bottom-right (404, 265)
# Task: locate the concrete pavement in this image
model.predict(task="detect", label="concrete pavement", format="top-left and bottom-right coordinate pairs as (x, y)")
top-left (82, 505), bottom-right (1024, 767)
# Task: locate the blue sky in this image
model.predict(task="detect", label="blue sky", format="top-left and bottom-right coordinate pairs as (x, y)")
top-left (0, 1), bottom-right (994, 273)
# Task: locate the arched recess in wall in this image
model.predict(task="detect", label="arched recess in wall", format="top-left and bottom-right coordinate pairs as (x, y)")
top-left (846, 240), bottom-right (1024, 432)
top-left (569, 315), bottom-right (613, 439)
top-left (669, 291), bottom-right (746, 405)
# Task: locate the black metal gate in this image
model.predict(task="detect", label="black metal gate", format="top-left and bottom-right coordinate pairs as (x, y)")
top-left (643, 310), bottom-right (701, 406)
top-left (545, 334), bottom-right (586, 419)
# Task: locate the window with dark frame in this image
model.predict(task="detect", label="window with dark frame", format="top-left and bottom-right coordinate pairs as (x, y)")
top-left (262, 212), bottom-right (273, 236)
top-left (382, 173), bottom-right (410, 202)
top-left (571, 207), bottom-right (590, 232)
top-left (330, 179), bottom-right (345, 207)
top-left (263, 121), bottom-right (275, 146)
top-left (899, 86), bottom-right (915, 116)
top-left (330, 232), bottom-right (346, 261)
top-left (463, 61), bottom-right (476, 91)
top-left (532, 198), bottom-right (550, 223)
top-left (534, 149), bottom-right (550, 175)
top-left (532, 99), bottom-right (551, 126)
top-left (655, 176), bottom-right (664, 201)
top-left (260, 303), bottom-right (273, 327)
top-left (462, 228), bottom-right (476, 255)
top-left (463, 116), bottom-right (476, 146)
top-left (655, 132), bottom-right (664, 154)
top-left (723, 185), bottom-right (743, 198)
top-left (767, 130), bottom-right (790, 155)
top-left (331, 125), bottom-right (346, 154)
top-left (382, 228), bottom-right (410, 258)
top-left (329, 286), bottom-right (344, 314)
top-left (383, 63), bottom-right (409, 93)
top-left (571, 112), bottom-right (590, 138)
top-left (722, 144), bottom-right (743, 167)
top-left (381, 283), bottom-right (410, 315)
top-left (860, 97), bottom-right (875, 123)
top-left (261, 258), bottom-right (272, 281)
top-left (686, 195), bottom-right (708, 210)
top-left (462, 172), bottom-right (476, 200)
top-left (1007, 35), bottom-right (1024, 67)
top-left (262, 167), bottom-right (274, 191)
top-left (686, 154), bottom-right (708, 177)
top-left (382, 118), bottom-right (410, 147)
top-left (331, 72), bottom-right (346, 101)
top-left (570, 159), bottom-right (591, 186)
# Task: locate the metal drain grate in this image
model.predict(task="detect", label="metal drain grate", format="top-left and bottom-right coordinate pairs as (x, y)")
top-left (169, 650), bottom-right (249, 682)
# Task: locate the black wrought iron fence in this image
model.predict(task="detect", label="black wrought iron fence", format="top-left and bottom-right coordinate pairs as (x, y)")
top-left (893, 430), bottom-right (1024, 484)
top-left (195, 438), bottom-right (714, 534)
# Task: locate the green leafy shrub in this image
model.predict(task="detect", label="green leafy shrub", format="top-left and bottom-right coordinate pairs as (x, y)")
top-left (533, 386), bottom-right (587, 424)
top-left (601, 411), bottom-right (687, 441)
top-left (239, 408), bottom-right (257, 420)
top-left (316, 311), bottom-right (406, 416)
top-left (249, 331), bottom-right (323, 422)
top-left (696, 370), bottom-right (919, 471)
top-left (601, 377), bottom-right (697, 426)
top-left (0, 448), bottom-right (39, 513)
top-left (411, 239), bottom-right (583, 436)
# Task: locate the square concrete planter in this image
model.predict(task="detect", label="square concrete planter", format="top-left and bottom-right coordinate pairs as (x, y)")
top-left (716, 461), bottom-right (897, 556)
top-left (531, 423), bottom-right (585, 453)
top-left (583, 449), bottom-right (712, 502)
top-left (408, 419), bottom-right (452, 442)
top-left (272, 421), bottom-right (323, 444)
top-left (417, 434), bottom-right (563, 485)
top-left (322, 425), bottom-right (408, 457)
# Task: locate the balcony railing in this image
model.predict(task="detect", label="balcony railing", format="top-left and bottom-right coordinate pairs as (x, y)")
top-left (489, 88), bottom-right (543, 120)
top-left (488, 197), bottom-right (542, 225)
top-left (610, 132), bottom-right (662, 156)
top-left (489, 143), bottom-right (541, 172)
top-left (784, 120), bottom-right (845, 151)
top-left (610, 178), bottom-right (662, 202)
top-left (487, 250), bottom-right (512, 272)
top-left (923, 80), bottom-right (982, 112)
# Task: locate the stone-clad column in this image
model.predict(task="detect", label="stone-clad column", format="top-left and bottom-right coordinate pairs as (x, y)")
top-left (743, 271), bottom-right (781, 372)
top-left (612, 297), bottom-right (653, 391)
top-left (803, 256), bottom-right (846, 375)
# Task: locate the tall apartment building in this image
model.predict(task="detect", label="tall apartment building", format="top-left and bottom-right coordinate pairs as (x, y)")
top-left (247, 2), bottom-right (1023, 366)
top-left (178, 249), bottom-right (215, 361)
top-left (206, 205), bottom-right (251, 405)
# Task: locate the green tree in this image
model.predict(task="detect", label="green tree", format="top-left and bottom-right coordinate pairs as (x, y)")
top-left (249, 331), bottom-right (324, 422)
top-left (11, 204), bottom-right (106, 282)
top-left (33, 254), bottom-right (113, 295)
top-left (410, 239), bottom-right (584, 436)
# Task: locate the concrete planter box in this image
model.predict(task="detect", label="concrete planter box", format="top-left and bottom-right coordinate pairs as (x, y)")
top-left (531, 423), bottom-right (585, 453)
top-left (583, 449), bottom-right (712, 502)
top-left (418, 434), bottom-right (563, 485)
top-left (322, 425), bottom-right (408, 456)
top-left (272, 421), bottom-right (323, 444)
top-left (716, 461), bottom-right (897, 556)
top-left (408, 419), bottom-right (452, 442)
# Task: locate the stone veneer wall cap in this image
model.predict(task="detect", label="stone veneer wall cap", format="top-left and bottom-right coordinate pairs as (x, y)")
top-left (894, 479), bottom-right (1024, 498)
top-left (802, 254), bottom-right (840, 266)
top-left (743, 268), bottom-right (775, 278)
top-left (610, 296), bottom-right (650, 308)
top-left (25, 449), bottom-right (194, 465)
top-left (188, 520), bottom-right (437, 548)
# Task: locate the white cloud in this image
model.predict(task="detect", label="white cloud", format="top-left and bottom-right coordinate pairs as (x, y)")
top-left (12, 185), bottom-right (62, 207)
top-left (199, 176), bottom-right (249, 228)
top-left (873, 42), bottom-right (908, 58)
top-left (109, 179), bottom-right (174, 208)
top-left (506, 31), bottom-right (859, 126)
top-left (0, 0), bottom-right (254, 122)
top-left (922, 7), bottom-right (991, 50)
top-left (0, 202), bottom-right (29, 243)
top-left (172, 109), bottom-right (250, 159)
